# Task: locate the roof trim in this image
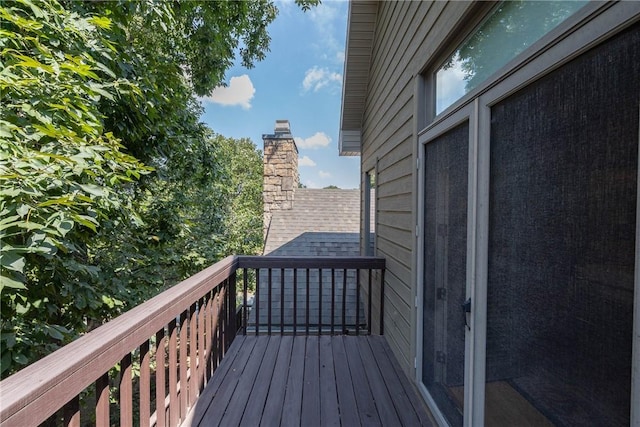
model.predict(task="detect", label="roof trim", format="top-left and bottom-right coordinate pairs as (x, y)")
top-left (339, 0), bottom-right (378, 156)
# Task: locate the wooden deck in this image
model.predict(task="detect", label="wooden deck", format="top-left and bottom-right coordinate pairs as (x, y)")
top-left (184, 335), bottom-right (435, 426)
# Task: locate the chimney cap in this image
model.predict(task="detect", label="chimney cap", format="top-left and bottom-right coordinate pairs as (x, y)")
top-left (263, 119), bottom-right (294, 140)
top-left (274, 120), bottom-right (290, 134)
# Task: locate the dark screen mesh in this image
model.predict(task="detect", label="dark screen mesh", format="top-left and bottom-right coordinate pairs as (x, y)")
top-left (423, 122), bottom-right (468, 426)
top-left (487, 23), bottom-right (639, 426)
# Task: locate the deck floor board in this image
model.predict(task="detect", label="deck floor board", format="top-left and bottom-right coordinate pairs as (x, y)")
top-left (188, 335), bottom-right (435, 427)
top-left (260, 336), bottom-right (293, 426)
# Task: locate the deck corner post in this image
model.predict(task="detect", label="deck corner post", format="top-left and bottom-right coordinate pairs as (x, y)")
top-left (228, 271), bottom-right (237, 347)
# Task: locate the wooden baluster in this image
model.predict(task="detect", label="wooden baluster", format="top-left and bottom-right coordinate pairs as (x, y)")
top-left (306, 268), bottom-right (310, 335)
top-left (293, 268), bottom-right (298, 336)
top-left (368, 270), bottom-right (373, 335)
top-left (318, 268), bottom-right (323, 336)
top-left (198, 297), bottom-right (206, 389)
top-left (95, 373), bottom-right (110, 427)
top-left (120, 352), bottom-right (133, 427)
top-left (206, 291), bottom-right (215, 379)
top-left (156, 328), bottom-right (166, 427)
top-left (63, 395), bottom-right (80, 427)
top-left (140, 340), bottom-right (151, 427)
top-left (331, 268), bottom-right (336, 335)
top-left (342, 269), bottom-right (347, 334)
top-left (221, 284), bottom-right (227, 357)
top-left (243, 268), bottom-right (248, 335)
top-left (255, 270), bottom-right (260, 336)
top-left (356, 272), bottom-right (361, 336)
top-left (168, 319), bottom-right (178, 426)
top-left (267, 268), bottom-right (272, 336)
top-left (217, 288), bottom-right (224, 364)
top-left (229, 271), bottom-right (237, 344)
top-left (280, 268), bottom-right (285, 334)
top-left (380, 268), bottom-right (385, 335)
top-left (189, 303), bottom-right (198, 409)
top-left (179, 311), bottom-right (188, 420)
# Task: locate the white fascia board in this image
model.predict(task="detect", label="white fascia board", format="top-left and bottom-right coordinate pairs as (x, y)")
top-left (339, 130), bottom-right (362, 156)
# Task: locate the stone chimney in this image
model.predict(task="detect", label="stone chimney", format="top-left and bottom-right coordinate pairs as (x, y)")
top-left (262, 120), bottom-right (299, 235)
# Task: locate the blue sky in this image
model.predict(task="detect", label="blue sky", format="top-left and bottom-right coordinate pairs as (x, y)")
top-left (199, 0), bottom-right (360, 189)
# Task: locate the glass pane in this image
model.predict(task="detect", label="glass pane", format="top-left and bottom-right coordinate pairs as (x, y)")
top-left (436, 1), bottom-right (587, 115)
top-left (422, 122), bottom-right (468, 426)
top-left (487, 24), bottom-right (639, 426)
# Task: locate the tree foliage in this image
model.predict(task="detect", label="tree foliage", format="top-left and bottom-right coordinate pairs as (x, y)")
top-left (0, 0), bottom-right (151, 375)
top-left (1, 0), bottom-right (316, 378)
top-left (443, 1), bottom-right (583, 92)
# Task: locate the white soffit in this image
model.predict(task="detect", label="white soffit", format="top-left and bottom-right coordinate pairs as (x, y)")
top-left (339, 0), bottom-right (378, 156)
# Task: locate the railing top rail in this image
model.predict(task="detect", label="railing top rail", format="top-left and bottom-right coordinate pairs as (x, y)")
top-left (0, 255), bottom-right (239, 426)
top-left (237, 255), bottom-right (386, 270)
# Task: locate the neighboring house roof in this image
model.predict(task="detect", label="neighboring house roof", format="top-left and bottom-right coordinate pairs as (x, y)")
top-left (263, 188), bottom-right (360, 256)
top-left (252, 188), bottom-right (367, 332)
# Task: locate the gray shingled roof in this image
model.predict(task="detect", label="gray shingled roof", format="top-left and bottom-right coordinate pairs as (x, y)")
top-left (250, 189), bottom-right (366, 332)
top-left (263, 188), bottom-right (361, 255)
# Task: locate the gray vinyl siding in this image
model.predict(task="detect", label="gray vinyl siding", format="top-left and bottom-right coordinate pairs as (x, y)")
top-left (360, 1), bottom-right (476, 375)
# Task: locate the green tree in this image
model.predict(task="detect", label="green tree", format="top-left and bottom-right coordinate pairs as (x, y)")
top-left (1, 0), bottom-right (317, 377)
top-left (0, 0), bottom-right (150, 375)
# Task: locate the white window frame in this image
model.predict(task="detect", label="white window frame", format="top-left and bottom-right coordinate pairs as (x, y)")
top-left (364, 167), bottom-right (377, 256)
top-left (415, 2), bottom-right (640, 426)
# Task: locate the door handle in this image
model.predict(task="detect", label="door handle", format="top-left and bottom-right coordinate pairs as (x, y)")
top-left (462, 298), bottom-right (471, 329)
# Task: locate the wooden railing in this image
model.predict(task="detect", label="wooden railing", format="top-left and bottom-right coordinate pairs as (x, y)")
top-left (0, 255), bottom-right (385, 427)
top-left (238, 256), bottom-right (386, 336)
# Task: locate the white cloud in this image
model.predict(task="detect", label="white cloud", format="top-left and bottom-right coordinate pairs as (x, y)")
top-left (309, 2), bottom-right (338, 26)
top-left (298, 155), bottom-right (316, 167)
top-left (308, 3), bottom-right (343, 60)
top-left (435, 55), bottom-right (468, 114)
top-left (319, 170), bottom-right (331, 178)
top-left (294, 132), bottom-right (332, 149)
top-left (302, 67), bottom-right (342, 93)
top-left (336, 51), bottom-right (345, 63)
top-left (305, 180), bottom-right (319, 189)
top-left (201, 75), bottom-right (255, 109)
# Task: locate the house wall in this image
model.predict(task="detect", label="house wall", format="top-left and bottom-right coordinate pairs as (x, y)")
top-left (360, 0), bottom-right (478, 376)
top-left (356, 1), bottom-right (640, 424)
